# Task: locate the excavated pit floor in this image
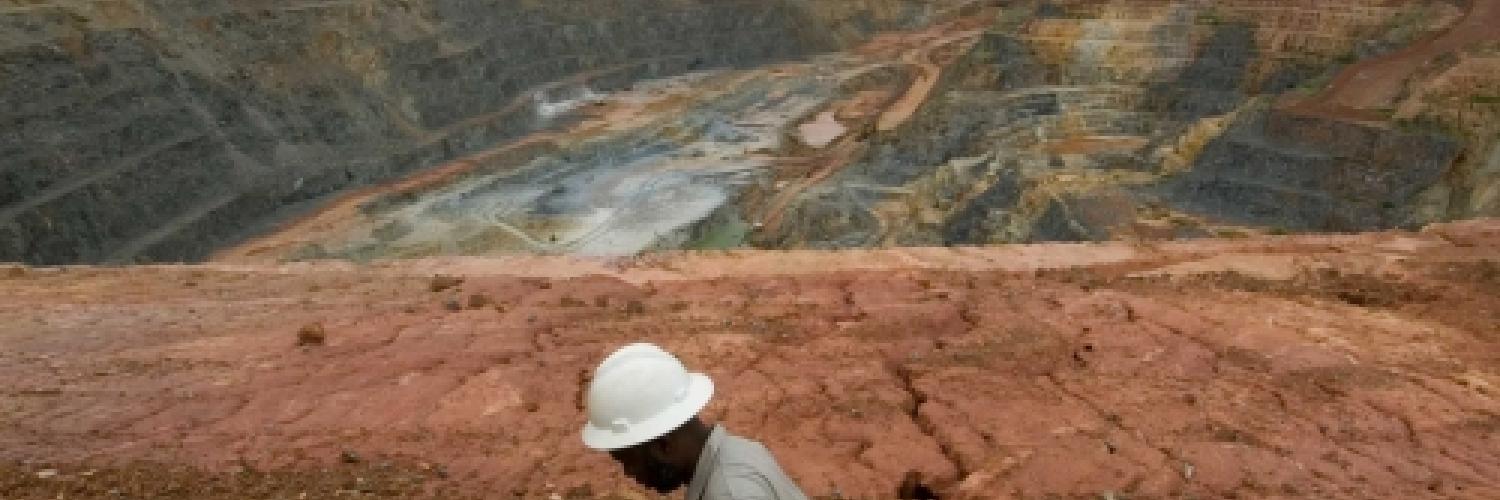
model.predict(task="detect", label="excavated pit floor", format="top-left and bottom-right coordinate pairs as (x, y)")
top-left (211, 0), bottom-right (1500, 264)
top-left (211, 16), bottom-right (989, 262)
top-left (3, 219), bottom-right (1498, 499)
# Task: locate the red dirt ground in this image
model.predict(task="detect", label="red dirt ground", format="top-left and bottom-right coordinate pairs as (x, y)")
top-left (3, 220), bottom-right (1498, 499)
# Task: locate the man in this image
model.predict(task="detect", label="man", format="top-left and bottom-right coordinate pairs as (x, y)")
top-left (581, 343), bottom-right (807, 500)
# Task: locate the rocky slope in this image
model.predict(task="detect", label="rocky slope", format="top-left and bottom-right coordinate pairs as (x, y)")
top-left (8, 0), bottom-right (1499, 264)
top-left (0, 0), bottom-right (969, 264)
top-left (2, 219), bottom-right (1498, 498)
top-left (762, 0), bottom-right (1500, 248)
top-left (206, 12), bottom-right (996, 263)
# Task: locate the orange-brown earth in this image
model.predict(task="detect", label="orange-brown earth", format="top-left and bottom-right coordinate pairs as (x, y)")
top-left (3, 219), bottom-right (1499, 499)
top-left (1282, 0), bottom-right (1500, 123)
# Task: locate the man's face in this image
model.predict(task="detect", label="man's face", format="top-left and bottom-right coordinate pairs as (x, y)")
top-left (608, 443), bottom-right (689, 493)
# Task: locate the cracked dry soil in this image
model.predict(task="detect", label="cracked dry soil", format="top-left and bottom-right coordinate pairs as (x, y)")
top-left (2, 221), bottom-right (1499, 499)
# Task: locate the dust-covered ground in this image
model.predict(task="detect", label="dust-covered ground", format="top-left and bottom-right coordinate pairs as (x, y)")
top-left (2, 220), bottom-right (1498, 499)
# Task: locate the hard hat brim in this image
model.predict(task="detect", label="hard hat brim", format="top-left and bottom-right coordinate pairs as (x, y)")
top-left (580, 373), bottom-right (714, 450)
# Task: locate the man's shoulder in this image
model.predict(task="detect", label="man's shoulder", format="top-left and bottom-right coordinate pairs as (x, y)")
top-left (703, 430), bottom-right (806, 500)
top-left (717, 432), bottom-right (775, 462)
top-left (704, 466), bottom-right (778, 500)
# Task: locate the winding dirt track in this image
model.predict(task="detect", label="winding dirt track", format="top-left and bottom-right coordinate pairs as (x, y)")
top-left (756, 135), bottom-right (870, 235)
top-left (4, 220), bottom-right (1499, 499)
top-left (875, 32), bottom-right (982, 132)
top-left (1286, 0), bottom-right (1500, 121)
top-left (1321, 0), bottom-right (1500, 110)
top-left (757, 22), bottom-right (985, 236)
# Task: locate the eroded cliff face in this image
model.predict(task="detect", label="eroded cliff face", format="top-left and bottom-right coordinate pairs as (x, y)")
top-left (0, 0), bottom-right (974, 264)
top-left (760, 0), bottom-right (1498, 249)
top-left (5, 0), bottom-right (1498, 264)
top-left (1163, 104), bottom-right (1458, 233)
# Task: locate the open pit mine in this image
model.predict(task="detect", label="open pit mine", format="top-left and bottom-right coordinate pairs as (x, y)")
top-left (3, 0), bottom-right (1499, 498)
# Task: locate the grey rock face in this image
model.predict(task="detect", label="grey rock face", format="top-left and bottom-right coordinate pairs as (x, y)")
top-left (764, 5), bottom-right (1461, 248)
top-left (1, 0), bottom-right (845, 264)
top-left (1145, 22), bottom-right (1256, 121)
top-left (1028, 199), bottom-right (1095, 243)
top-left (958, 33), bottom-right (1049, 91)
top-left (1161, 106), bottom-right (1458, 231)
top-left (942, 165), bottom-right (1022, 245)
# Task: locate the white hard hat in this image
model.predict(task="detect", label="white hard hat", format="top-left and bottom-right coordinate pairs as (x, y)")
top-left (580, 343), bottom-right (714, 450)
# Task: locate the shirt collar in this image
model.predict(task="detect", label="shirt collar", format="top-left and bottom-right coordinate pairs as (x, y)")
top-left (684, 425), bottom-right (726, 500)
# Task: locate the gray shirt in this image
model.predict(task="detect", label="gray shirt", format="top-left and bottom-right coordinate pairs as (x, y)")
top-left (684, 425), bottom-right (808, 500)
